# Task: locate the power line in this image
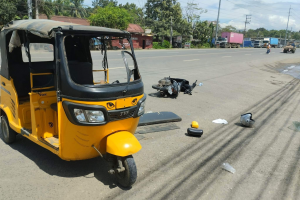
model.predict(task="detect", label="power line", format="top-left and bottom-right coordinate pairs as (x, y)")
top-left (291, 11), bottom-right (300, 20)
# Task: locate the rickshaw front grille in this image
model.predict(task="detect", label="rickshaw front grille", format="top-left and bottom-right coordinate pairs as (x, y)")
top-left (108, 107), bottom-right (137, 121)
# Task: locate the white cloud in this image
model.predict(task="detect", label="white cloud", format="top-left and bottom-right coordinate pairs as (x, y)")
top-left (83, 0), bottom-right (300, 31)
top-left (199, 0), bottom-right (300, 31)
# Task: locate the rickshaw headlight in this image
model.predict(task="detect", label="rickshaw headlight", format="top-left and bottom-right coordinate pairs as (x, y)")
top-left (85, 110), bottom-right (105, 123)
top-left (138, 101), bottom-right (146, 116)
top-left (74, 109), bottom-right (87, 122)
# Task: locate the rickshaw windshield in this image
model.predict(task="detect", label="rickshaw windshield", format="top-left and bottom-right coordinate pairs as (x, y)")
top-left (64, 35), bottom-right (140, 87)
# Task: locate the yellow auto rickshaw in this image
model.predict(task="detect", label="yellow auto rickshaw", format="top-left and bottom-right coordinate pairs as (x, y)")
top-left (0, 20), bottom-right (146, 187)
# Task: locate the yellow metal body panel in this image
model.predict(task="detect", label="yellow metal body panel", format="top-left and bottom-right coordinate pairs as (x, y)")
top-left (0, 72), bottom-right (144, 160)
top-left (58, 98), bottom-right (142, 160)
top-left (0, 76), bottom-right (59, 155)
top-left (106, 131), bottom-right (142, 157)
top-left (0, 77), bottom-right (23, 133)
top-left (29, 91), bottom-right (58, 139)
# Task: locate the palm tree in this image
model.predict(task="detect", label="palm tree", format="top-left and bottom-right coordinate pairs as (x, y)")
top-left (36, 0), bottom-right (54, 19)
top-left (70, 0), bottom-right (86, 18)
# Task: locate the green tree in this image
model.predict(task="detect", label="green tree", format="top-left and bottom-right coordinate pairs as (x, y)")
top-left (175, 19), bottom-right (192, 36)
top-left (292, 32), bottom-right (300, 40)
top-left (119, 3), bottom-right (144, 25)
top-left (0, 0), bottom-right (20, 26)
top-left (145, 0), bottom-right (182, 42)
top-left (184, 2), bottom-right (206, 37)
top-left (36, 0), bottom-right (54, 19)
top-left (145, 0), bottom-right (161, 21)
top-left (92, 0), bottom-right (117, 8)
top-left (185, 2), bottom-right (206, 23)
top-left (221, 25), bottom-right (237, 33)
top-left (52, 0), bottom-right (72, 16)
top-left (89, 3), bottom-right (132, 30)
top-left (70, 0), bottom-right (86, 18)
top-left (193, 21), bottom-right (210, 45)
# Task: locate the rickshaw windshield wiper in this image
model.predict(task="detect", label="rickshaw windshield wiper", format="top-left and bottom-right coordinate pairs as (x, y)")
top-left (101, 41), bottom-right (108, 81)
top-left (121, 51), bottom-right (133, 94)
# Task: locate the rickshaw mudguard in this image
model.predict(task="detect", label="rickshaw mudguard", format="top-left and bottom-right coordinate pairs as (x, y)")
top-left (106, 131), bottom-right (141, 157)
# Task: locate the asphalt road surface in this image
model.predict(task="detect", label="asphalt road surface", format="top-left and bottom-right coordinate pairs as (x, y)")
top-left (1, 48), bottom-right (300, 200)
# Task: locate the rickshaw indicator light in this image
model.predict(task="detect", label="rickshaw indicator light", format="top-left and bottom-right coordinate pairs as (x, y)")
top-left (138, 101), bottom-right (146, 116)
top-left (74, 109), bottom-right (86, 122)
top-left (85, 110), bottom-right (105, 123)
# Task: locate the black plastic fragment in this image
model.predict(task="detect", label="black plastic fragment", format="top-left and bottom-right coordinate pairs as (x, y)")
top-left (187, 128), bottom-right (203, 137)
top-left (138, 112), bottom-right (182, 126)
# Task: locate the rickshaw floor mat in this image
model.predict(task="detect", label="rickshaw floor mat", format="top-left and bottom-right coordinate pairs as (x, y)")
top-left (138, 112), bottom-right (182, 126)
top-left (44, 136), bottom-right (59, 148)
top-left (135, 123), bottom-right (180, 134)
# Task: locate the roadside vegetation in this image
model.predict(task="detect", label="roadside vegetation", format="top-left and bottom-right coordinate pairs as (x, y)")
top-left (1, 0), bottom-right (299, 48)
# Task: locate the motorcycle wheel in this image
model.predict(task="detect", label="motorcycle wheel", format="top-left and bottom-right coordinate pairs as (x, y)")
top-left (115, 155), bottom-right (137, 187)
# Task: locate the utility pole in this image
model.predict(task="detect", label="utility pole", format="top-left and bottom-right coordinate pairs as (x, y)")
top-left (284, 6), bottom-right (291, 46)
top-left (280, 33), bottom-right (281, 45)
top-left (27, 0), bottom-right (33, 19)
top-left (36, 0), bottom-right (39, 19)
top-left (243, 15), bottom-right (251, 48)
top-left (170, 16), bottom-right (173, 48)
top-left (215, 0), bottom-right (222, 46)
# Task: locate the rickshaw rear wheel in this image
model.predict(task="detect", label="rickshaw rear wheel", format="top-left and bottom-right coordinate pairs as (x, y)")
top-left (115, 155), bottom-right (137, 187)
top-left (1, 115), bottom-right (16, 144)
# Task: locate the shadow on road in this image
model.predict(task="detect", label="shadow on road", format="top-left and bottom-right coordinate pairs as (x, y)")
top-left (1, 134), bottom-right (118, 189)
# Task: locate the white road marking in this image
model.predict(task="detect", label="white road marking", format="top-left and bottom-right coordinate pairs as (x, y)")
top-left (222, 56), bottom-right (232, 58)
top-left (245, 54), bottom-right (251, 55)
top-left (184, 59), bottom-right (200, 62)
top-left (167, 52), bottom-right (179, 53)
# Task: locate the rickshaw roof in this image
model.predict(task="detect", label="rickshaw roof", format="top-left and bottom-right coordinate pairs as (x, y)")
top-left (1, 19), bottom-right (130, 38)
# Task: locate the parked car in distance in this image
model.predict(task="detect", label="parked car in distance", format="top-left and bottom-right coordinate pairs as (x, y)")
top-left (254, 40), bottom-right (263, 48)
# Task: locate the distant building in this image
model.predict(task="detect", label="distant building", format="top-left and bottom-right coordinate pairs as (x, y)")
top-left (112, 24), bottom-right (153, 49)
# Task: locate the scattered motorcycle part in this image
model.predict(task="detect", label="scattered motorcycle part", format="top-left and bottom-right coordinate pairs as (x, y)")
top-left (138, 111), bottom-right (182, 126)
top-left (152, 77), bottom-right (197, 97)
top-left (187, 128), bottom-right (203, 137)
top-left (222, 163), bottom-right (236, 174)
top-left (240, 113), bottom-right (255, 127)
top-left (212, 119), bottom-right (228, 124)
top-left (191, 121), bottom-right (199, 128)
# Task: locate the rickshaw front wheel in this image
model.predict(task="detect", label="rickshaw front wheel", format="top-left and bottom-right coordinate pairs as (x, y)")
top-left (115, 155), bottom-right (137, 187)
top-left (1, 115), bottom-right (16, 144)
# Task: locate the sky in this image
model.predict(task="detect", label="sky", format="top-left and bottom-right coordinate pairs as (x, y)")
top-left (84, 0), bottom-right (300, 31)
